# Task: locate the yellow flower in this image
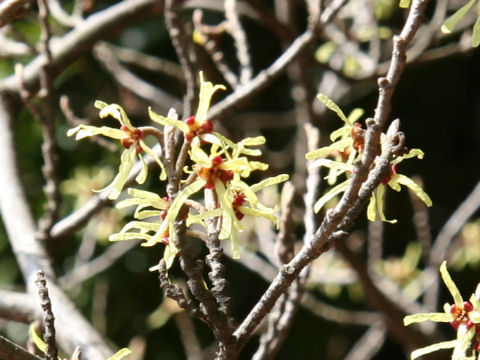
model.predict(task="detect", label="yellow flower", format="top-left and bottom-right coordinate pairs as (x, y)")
top-left (67, 101), bottom-right (166, 200)
top-left (109, 188), bottom-right (178, 268)
top-left (404, 261), bottom-right (480, 359)
top-left (367, 148), bottom-right (432, 223)
top-left (305, 94), bottom-right (432, 222)
top-left (187, 174), bottom-right (288, 258)
top-left (148, 72), bottom-right (226, 142)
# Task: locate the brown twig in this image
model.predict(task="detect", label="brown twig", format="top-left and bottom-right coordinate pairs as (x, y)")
top-left (35, 270), bottom-right (58, 360)
top-left (225, 0), bottom-right (252, 85)
top-left (0, 333), bottom-right (44, 360)
top-left (165, 0), bottom-right (196, 118)
top-left (93, 42), bottom-right (183, 114)
top-left (0, 0), bottom-right (34, 27)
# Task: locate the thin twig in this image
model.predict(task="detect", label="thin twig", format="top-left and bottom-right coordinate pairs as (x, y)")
top-left (93, 42), bottom-right (183, 114)
top-left (165, 0), bottom-right (196, 117)
top-left (0, 333), bottom-right (44, 360)
top-left (343, 322), bottom-right (386, 360)
top-left (225, 0), bottom-right (252, 85)
top-left (35, 270), bottom-right (58, 360)
top-left (0, 289), bottom-right (39, 323)
top-left (0, 0), bottom-right (35, 27)
top-left (59, 240), bottom-right (139, 289)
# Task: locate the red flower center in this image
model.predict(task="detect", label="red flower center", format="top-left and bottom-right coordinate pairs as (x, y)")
top-left (232, 192), bottom-right (246, 220)
top-left (184, 116), bottom-right (214, 141)
top-left (197, 156), bottom-right (234, 189)
top-left (450, 301), bottom-right (475, 330)
top-left (120, 125), bottom-right (144, 153)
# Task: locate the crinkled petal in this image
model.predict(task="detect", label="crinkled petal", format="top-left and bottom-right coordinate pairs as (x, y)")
top-left (441, 0), bottom-right (476, 33)
top-left (107, 348), bottom-right (132, 360)
top-left (195, 72), bottom-right (226, 123)
top-left (148, 107), bottom-right (189, 133)
top-left (186, 209), bottom-right (222, 227)
top-left (250, 174), bottom-right (289, 193)
top-left (163, 240), bottom-right (178, 269)
top-left (109, 232), bottom-right (152, 242)
top-left (119, 221), bottom-right (159, 234)
top-left (330, 125), bottom-right (351, 142)
top-left (135, 153), bottom-right (148, 184)
top-left (394, 174), bottom-right (432, 207)
top-left (67, 125), bottom-right (125, 140)
top-left (200, 132), bottom-right (224, 146)
top-left (472, 8), bottom-right (480, 47)
top-left (107, 148), bottom-right (137, 200)
top-left (317, 93), bottom-right (350, 124)
top-left (166, 179), bottom-right (205, 224)
top-left (140, 140), bottom-right (167, 181)
top-left (410, 339), bottom-right (457, 360)
top-left (238, 205), bottom-right (279, 227)
top-left (314, 179), bottom-right (350, 213)
top-left (136, 210), bottom-right (162, 219)
top-left (348, 108), bottom-right (364, 123)
top-left (391, 148), bottom-right (424, 164)
top-left (305, 138), bottom-right (354, 160)
top-left (440, 261), bottom-right (463, 306)
top-left (128, 188), bottom-right (168, 205)
top-left (190, 145), bottom-right (211, 167)
top-left (376, 184), bottom-right (397, 223)
top-left (95, 101), bottom-right (133, 128)
top-left (404, 312), bottom-right (453, 325)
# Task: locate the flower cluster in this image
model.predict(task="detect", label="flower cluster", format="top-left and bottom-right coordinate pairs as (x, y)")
top-left (305, 94), bottom-right (432, 222)
top-left (68, 72), bottom-right (287, 268)
top-left (404, 261), bottom-right (480, 359)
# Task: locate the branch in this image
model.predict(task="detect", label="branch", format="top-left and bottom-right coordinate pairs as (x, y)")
top-left (0, 0), bottom-right (163, 97)
top-left (0, 0), bottom-right (34, 27)
top-left (35, 271), bottom-right (58, 360)
top-left (0, 289), bottom-right (38, 323)
top-left (208, 0), bottom-right (347, 121)
top-left (0, 334), bottom-right (43, 360)
top-left (0, 98), bottom-right (113, 359)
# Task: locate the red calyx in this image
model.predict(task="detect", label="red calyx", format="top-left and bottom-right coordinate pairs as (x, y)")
top-left (201, 120), bottom-right (214, 133)
top-left (185, 116), bottom-right (195, 126)
top-left (160, 209), bottom-right (168, 220)
top-left (212, 156), bottom-right (223, 166)
top-left (121, 138), bottom-right (133, 149)
top-left (233, 193), bottom-right (246, 206)
top-left (382, 163), bottom-right (399, 185)
top-left (450, 320), bottom-right (460, 330)
top-left (235, 210), bottom-right (245, 220)
top-left (219, 170), bottom-right (234, 184)
top-left (464, 301), bottom-right (474, 312)
top-left (205, 181), bottom-right (215, 189)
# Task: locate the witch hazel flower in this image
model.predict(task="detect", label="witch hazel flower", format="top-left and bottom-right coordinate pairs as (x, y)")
top-left (305, 94), bottom-right (432, 222)
top-left (67, 101), bottom-right (166, 200)
top-left (367, 148), bottom-right (432, 223)
top-left (404, 261), bottom-right (480, 360)
top-left (148, 71), bottom-right (226, 143)
top-left (187, 174), bottom-right (288, 258)
top-left (109, 188), bottom-right (178, 268)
